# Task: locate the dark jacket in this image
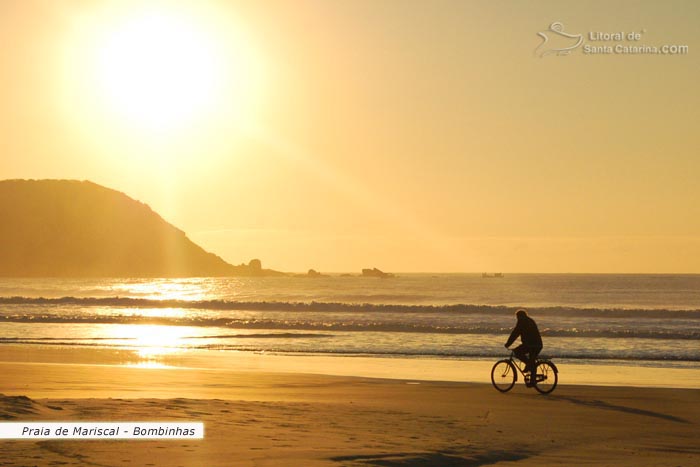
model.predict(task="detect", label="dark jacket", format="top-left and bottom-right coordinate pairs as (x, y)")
top-left (505, 315), bottom-right (543, 348)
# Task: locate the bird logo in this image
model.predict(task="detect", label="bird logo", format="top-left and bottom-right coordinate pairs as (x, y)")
top-left (535, 22), bottom-right (584, 57)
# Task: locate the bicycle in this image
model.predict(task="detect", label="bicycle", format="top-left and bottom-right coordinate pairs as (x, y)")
top-left (491, 351), bottom-right (558, 394)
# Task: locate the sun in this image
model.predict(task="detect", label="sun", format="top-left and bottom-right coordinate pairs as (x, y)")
top-left (96, 11), bottom-right (223, 131)
top-left (60, 2), bottom-right (264, 144)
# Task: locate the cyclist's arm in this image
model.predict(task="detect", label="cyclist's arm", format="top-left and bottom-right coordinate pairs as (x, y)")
top-left (505, 324), bottom-right (521, 348)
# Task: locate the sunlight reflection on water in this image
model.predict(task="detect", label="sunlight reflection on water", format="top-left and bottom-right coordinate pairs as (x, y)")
top-left (124, 361), bottom-right (173, 369)
top-left (113, 279), bottom-right (212, 301)
top-left (105, 324), bottom-right (190, 360)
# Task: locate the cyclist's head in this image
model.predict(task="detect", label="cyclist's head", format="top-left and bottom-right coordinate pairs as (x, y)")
top-left (515, 309), bottom-right (528, 319)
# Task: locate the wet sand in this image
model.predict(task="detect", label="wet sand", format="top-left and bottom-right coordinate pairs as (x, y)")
top-left (0, 346), bottom-right (698, 466)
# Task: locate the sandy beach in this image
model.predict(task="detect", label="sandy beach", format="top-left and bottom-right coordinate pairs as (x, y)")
top-left (1, 346), bottom-right (698, 466)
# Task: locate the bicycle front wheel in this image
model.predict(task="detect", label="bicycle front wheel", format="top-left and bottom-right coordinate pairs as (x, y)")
top-left (533, 360), bottom-right (558, 394)
top-left (491, 360), bottom-right (516, 392)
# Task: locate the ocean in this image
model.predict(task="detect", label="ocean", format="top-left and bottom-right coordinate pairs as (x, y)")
top-left (1, 274), bottom-right (699, 368)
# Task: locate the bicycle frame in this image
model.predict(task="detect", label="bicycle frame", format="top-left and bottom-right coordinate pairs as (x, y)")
top-left (506, 351), bottom-right (558, 383)
top-left (506, 351), bottom-right (528, 383)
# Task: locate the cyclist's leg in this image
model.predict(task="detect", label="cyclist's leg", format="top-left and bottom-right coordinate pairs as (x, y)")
top-left (513, 344), bottom-right (528, 366)
top-left (528, 346), bottom-right (542, 375)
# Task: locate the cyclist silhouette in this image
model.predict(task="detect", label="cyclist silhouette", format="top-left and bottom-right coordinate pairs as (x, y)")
top-left (504, 309), bottom-right (543, 387)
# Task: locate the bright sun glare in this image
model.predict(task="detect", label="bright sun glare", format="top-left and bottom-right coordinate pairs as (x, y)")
top-left (96, 12), bottom-right (222, 131)
top-left (61, 2), bottom-right (263, 143)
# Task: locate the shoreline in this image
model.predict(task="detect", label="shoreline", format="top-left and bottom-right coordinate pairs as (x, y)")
top-left (2, 344), bottom-right (699, 391)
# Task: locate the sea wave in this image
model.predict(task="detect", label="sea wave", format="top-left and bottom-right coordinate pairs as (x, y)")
top-left (2, 296), bottom-right (700, 318)
top-left (0, 338), bottom-right (697, 363)
top-left (0, 314), bottom-right (697, 339)
top-left (198, 348), bottom-right (700, 363)
top-left (0, 332), bottom-right (333, 342)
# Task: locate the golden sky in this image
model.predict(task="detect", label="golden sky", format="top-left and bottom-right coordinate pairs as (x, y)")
top-left (2, 0), bottom-right (699, 272)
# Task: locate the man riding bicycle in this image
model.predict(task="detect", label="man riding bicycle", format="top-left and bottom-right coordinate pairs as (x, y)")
top-left (504, 309), bottom-right (543, 387)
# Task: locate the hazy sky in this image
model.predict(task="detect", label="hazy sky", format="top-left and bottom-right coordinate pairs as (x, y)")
top-left (2, 0), bottom-right (699, 272)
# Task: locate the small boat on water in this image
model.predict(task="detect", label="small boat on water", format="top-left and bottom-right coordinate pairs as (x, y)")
top-left (482, 272), bottom-right (504, 278)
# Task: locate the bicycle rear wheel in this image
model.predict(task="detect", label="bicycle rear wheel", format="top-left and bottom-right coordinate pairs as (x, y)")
top-left (533, 360), bottom-right (558, 394)
top-left (491, 360), bottom-right (516, 392)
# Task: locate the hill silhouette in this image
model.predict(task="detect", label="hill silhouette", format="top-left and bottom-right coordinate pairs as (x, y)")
top-left (0, 179), bottom-right (281, 277)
